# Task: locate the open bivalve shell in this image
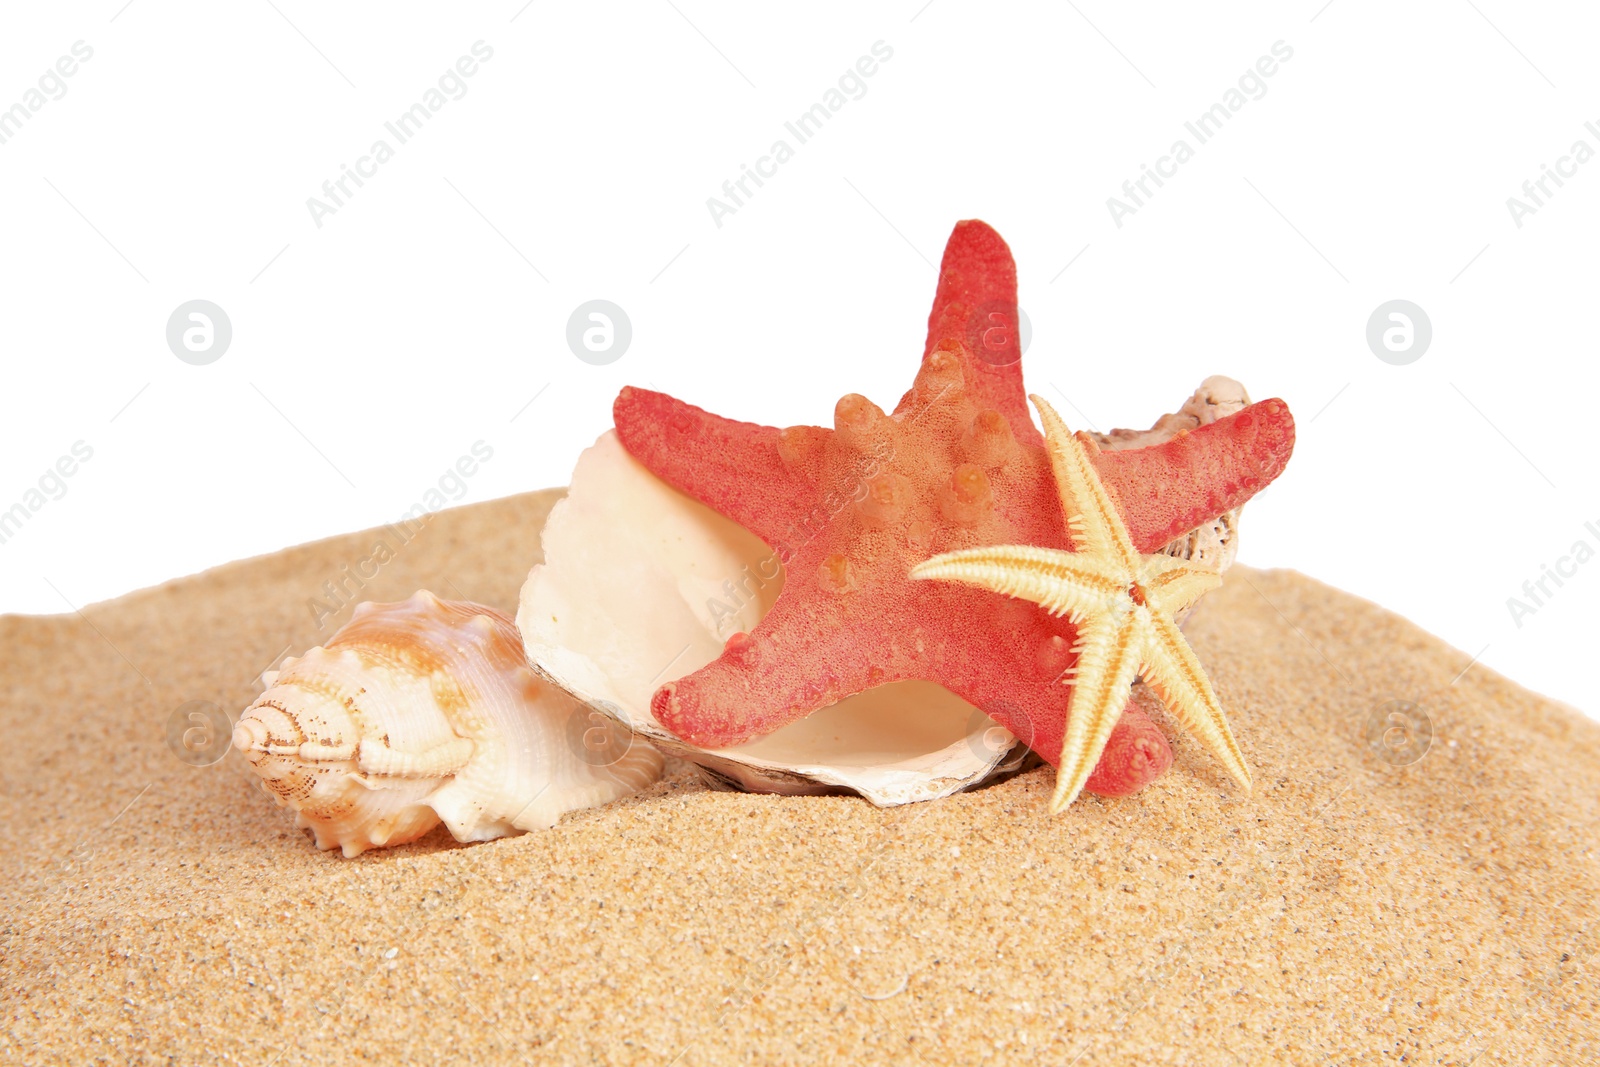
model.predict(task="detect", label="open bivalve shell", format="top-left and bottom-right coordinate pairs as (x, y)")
top-left (517, 376), bottom-right (1255, 806)
top-left (234, 591), bottom-right (663, 856)
top-left (517, 430), bottom-right (1027, 805)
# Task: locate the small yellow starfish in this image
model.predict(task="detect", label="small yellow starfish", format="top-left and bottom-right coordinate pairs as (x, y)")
top-left (911, 394), bottom-right (1252, 812)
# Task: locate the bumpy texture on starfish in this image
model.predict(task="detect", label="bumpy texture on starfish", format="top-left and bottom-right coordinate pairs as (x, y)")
top-left (913, 395), bottom-right (1252, 812)
top-left (613, 220), bottom-right (1295, 797)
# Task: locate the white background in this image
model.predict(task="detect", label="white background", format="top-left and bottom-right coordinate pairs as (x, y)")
top-left (1, 2), bottom-right (1596, 720)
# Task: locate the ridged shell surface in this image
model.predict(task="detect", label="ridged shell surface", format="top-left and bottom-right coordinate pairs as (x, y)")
top-left (234, 591), bottom-right (662, 856)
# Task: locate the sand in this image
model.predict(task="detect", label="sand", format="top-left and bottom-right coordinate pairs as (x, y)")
top-left (2, 489), bottom-right (1597, 1066)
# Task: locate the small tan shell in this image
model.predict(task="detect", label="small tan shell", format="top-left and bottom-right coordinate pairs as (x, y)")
top-left (234, 591), bottom-right (662, 856)
top-left (1091, 374), bottom-right (1252, 581)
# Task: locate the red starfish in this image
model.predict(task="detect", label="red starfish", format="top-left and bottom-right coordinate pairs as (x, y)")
top-left (613, 220), bottom-right (1295, 797)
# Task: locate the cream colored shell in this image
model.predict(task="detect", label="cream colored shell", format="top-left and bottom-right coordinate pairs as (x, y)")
top-left (234, 591), bottom-right (662, 856)
top-left (517, 432), bottom-right (1027, 807)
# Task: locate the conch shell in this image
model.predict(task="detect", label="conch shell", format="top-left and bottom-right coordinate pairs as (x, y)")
top-left (517, 378), bottom-right (1257, 806)
top-left (233, 591), bottom-right (662, 856)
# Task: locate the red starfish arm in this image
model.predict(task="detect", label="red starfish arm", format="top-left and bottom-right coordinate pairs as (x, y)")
top-left (651, 598), bottom-right (881, 750)
top-left (1085, 698), bottom-right (1174, 797)
top-left (924, 618), bottom-right (1172, 794)
top-left (912, 219), bottom-right (1035, 439)
top-left (1094, 397), bottom-right (1296, 553)
top-left (655, 586), bottom-right (1173, 797)
top-left (913, 671), bottom-right (1172, 798)
top-left (613, 386), bottom-right (825, 555)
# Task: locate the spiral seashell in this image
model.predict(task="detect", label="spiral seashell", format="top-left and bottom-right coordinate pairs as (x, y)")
top-left (233, 590), bottom-right (662, 856)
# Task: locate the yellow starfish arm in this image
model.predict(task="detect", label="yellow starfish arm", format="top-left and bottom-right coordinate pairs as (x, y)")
top-left (1050, 606), bottom-right (1147, 813)
top-left (1029, 394), bottom-right (1141, 573)
top-left (910, 545), bottom-right (1125, 622)
top-left (1140, 610), bottom-right (1252, 792)
top-left (1140, 556), bottom-right (1224, 617)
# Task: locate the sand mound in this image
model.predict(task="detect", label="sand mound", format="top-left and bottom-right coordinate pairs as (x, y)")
top-left (2, 491), bottom-right (1596, 1065)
